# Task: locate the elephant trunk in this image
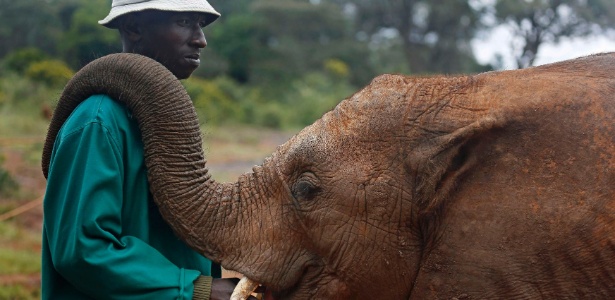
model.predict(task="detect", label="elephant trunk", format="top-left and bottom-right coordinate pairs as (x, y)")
top-left (42, 53), bottom-right (241, 263)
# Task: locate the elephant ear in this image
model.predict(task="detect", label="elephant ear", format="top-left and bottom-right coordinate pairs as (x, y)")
top-left (407, 115), bottom-right (502, 246)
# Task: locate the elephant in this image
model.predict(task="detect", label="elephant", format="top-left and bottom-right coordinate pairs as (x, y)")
top-left (42, 52), bottom-right (615, 299)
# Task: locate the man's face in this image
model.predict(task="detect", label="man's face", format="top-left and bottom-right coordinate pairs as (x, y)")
top-left (136, 11), bottom-right (210, 79)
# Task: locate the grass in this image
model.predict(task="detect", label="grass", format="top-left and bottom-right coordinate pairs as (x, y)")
top-left (0, 219), bottom-right (42, 300)
top-left (0, 284), bottom-right (40, 300)
top-left (0, 221), bottom-right (41, 275)
top-left (0, 111), bottom-right (49, 139)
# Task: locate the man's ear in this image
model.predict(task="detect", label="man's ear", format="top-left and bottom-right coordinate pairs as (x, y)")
top-left (118, 14), bottom-right (142, 42)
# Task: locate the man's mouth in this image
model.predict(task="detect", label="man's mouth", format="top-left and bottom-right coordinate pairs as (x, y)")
top-left (185, 54), bottom-right (200, 64)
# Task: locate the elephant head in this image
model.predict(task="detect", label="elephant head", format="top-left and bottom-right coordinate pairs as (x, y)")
top-left (44, 53), bottom-right (615, 299)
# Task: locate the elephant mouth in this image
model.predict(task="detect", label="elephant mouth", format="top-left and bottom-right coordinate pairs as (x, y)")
top-left (228, 250), bottom-right (324, 299)
top-left (268, 263), bottom-right (330, 300)
top-left (270, 272), bottom-right (312, 299)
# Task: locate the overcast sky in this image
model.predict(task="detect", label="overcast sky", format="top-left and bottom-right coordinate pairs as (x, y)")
top-left (472, 25), bottom-right (615, 70)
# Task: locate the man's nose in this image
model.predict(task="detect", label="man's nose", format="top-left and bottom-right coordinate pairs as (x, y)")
top-left (191, 28), bottom-right (207, 48)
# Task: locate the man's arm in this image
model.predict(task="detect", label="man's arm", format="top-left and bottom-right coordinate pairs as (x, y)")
top-left (44, 121), bottom-right (204, 299)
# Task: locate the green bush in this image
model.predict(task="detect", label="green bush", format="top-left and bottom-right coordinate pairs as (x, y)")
top-left (183, 71), bottom-right (354, 129)
top-left (24, 59), bottom-right (74, 87)
top-left (3, 48), bottom-right (49, 74)
top-left (0, 168), bottom-right (18, 199)
top-left (0, 89), bottom-right (6, 105)
top-left (255, 103), bottom-right (287, 128)
top-left (324, 58), bottom-right (349, 79)
top-left (281, 72), bottom-right (354, 127)
top-left (183, 77), bottom-right (245, 125)
top-left (0, 73), bottom-right (64, 137)
top-left (0, 155), bottom-right (19, 198)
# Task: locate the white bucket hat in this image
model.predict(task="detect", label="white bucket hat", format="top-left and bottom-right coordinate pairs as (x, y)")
top-left (99, 0), bottom-right (221, 28)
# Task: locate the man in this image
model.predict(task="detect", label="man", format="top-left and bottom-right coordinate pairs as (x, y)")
top-left (42, 1), bottom-right (254, 299)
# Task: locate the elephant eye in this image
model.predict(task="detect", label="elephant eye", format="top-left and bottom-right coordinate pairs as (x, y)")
top-left (291, 172), bottom-right (321, 201)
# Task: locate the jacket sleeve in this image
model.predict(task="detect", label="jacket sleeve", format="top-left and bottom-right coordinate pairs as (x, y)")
top-left (44, 121), bottom-right (203, 300)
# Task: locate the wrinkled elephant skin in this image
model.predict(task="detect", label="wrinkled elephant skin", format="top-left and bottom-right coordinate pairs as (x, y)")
top-left (44, 53), bottom-right (615, 299)
top-left (262, 54), bottom-right (615, 299)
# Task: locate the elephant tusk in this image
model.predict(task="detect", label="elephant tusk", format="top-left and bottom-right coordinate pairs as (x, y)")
top-left (230, 277), bottom-right (261, 300)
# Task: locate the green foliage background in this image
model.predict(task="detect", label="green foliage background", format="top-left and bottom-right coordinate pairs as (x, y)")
top-left (2, 0), bottom-right (613, 130)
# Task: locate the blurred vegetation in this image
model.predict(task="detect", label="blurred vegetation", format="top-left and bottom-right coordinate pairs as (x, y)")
top-left (0, 220), bottom-right (41, 275)
top-left (0, 0), bottom-right (613, 195)
top-left (492, 0), bottom-right (615, 68)
top-left (25, 60), bottom-right (74, 87)
top-left (1, 0), bottom-right (614, 129)
top-left (0, 154), bottom-right (18, 198)
top-left (0, 219), bottom-right (42, 300)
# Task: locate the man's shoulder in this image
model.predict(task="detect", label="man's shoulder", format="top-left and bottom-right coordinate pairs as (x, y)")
top-left (61, 94), bottom-right (134, 135)
top-left (73, 94), bottom-right (128, 120)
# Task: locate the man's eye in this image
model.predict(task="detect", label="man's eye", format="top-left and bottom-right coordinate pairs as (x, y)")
top-left (178, 19), bottom-right (191, 26)
top-left (199, 20), bottom-right (207, 28)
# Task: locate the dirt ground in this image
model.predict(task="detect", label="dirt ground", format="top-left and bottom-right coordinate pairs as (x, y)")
top-left (0, 127), bottom-right (295, 293)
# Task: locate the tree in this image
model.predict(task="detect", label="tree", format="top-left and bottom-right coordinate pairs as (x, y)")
top-left (0, 0), bottom-right (63, 59)
top-left (327, 0), bottom-right (486, 74)
top-left (0, 0), bottom-right (119, 68)
top-left (261, 0), bottom-right (378, 85)
top-left (204, 0), bottom-right (375, 86)
top-left (251, 0), bottom-right (352, 80)
top-left (202, 13), bottom-right (265, 82)
top-left (58, 0), bottom-right (120, 68)
top-left (493, 0), bottom-right (615, 68)
top-left (209, 0), bottom-right (255, 15)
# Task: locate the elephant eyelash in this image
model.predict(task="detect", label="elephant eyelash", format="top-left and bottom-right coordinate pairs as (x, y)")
top-left (291, 173), bottom-right (321, 201)
top-left (292, 182), bottom-right (318, 200)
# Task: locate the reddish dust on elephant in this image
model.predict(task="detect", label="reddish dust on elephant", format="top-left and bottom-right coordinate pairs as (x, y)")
top-left (43, 53), bottom-right (615, 299)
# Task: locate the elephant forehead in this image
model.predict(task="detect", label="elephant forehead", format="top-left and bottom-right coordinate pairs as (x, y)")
top-left (279, 132), bottom-right (398, 189)
top-left (278, 123), bottom-right (341, 171)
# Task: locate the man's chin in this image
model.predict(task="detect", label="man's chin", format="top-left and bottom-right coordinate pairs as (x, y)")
top-left (167, 63), bottom-right (197, 80)
top-left (174, 70), bottom-right (195, 80)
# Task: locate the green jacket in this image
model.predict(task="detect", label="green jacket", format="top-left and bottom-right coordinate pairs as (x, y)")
top-left (42, 94), bottom-right (220, 299)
